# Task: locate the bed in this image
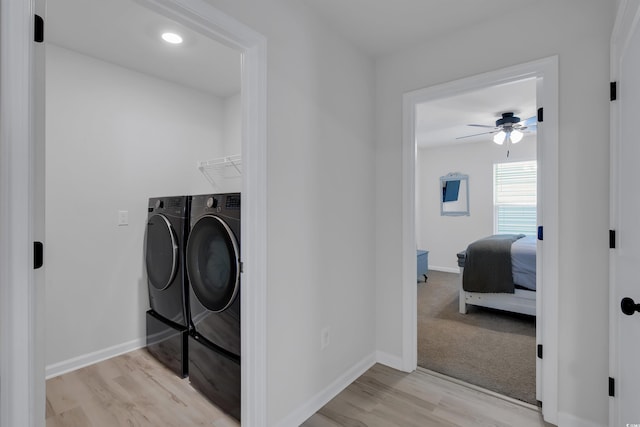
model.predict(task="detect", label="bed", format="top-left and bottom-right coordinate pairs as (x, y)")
top-left (457, 234), bottom-right (537, 316)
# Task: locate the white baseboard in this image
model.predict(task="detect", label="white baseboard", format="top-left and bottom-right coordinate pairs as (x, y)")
top-left (375, 351), bottom-right (404, 371)
top-left (275, 352), bottom-right (376, 427)
top-left (557, 412), bottom-right (605, 427)
top-left (46, 337), bottom-right (145, 379)
top-left (429, 266), bottom-right (459, 274)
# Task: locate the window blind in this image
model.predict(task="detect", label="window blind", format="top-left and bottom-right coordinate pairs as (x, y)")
top-left (494, 160), bottom-right (537, 235)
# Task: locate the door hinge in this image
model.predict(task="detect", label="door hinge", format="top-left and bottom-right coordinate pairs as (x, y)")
top-left (537, 226), bottom-right (543, 241)
top-left (537, 344), bottom-right (543, 359)
top-left (610, 230), bottom-right (616, 249)
top-left (609, 377), bottom-right (615, 397)
top-left (537, 107), bottom-right (544, 123)
top-left (239, 261), bottom-right (244, 273)
top-left (34, 241), bottom-right (43, 269)
top-left (610, 81), bottom-right (617, 101)
top-left (34, 15), bottom-right (44, 43)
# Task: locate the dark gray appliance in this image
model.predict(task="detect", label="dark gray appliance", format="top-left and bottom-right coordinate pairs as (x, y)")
top-left (145, 195), bottom-right (190, 378)
top-left (185, 193), bottom-right (241, 420)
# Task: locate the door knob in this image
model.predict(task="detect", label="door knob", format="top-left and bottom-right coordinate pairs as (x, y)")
top-left (621, 297), bottom-right (640, 316)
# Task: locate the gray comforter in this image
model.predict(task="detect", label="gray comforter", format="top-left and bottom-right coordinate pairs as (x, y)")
top-left (461, 234), bottom-right (524, 293)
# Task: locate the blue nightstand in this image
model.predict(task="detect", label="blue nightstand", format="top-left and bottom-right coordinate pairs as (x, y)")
top-left (417, 250), bottom-right (429, 282)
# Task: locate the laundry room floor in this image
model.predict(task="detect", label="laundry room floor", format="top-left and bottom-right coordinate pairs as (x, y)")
top-left (45, 349), bottom-right (239, 427)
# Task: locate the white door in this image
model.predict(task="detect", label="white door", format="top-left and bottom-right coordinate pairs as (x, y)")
top-left (611, 1), bottom-right (640, 425)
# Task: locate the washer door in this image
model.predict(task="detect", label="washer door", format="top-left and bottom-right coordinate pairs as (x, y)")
top-left (146, 214), bottom-right (179, 291)
top-left (186, 215), bottom-right (240, 312)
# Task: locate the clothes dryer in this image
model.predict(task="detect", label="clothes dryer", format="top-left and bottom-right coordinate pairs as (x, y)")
top-left (186, 193), bottom-right (241, 420)
top-left (145, 195), bottom-right (190, 378)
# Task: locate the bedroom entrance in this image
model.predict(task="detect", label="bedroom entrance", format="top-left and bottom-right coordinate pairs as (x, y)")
top-left (401, 57), bottom-right (559, 423)
top-left (414, 79), bottom-right (538, 404)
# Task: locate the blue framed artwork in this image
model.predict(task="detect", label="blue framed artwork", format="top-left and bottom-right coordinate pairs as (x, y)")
top-left (440, 172), bottom-right (469, 216)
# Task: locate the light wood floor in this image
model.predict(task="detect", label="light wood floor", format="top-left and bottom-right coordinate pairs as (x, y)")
top-left (302, 364), bottom-right (551, 427)
top-left (47, 349), bottom-right (551, 426)
top-left (46, 349), bottom-right (239, 427)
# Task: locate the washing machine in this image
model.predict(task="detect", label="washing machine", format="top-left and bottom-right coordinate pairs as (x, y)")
top-left (185, 193), bottom-right (241, 420)
top-left (145, 195), bottom-right (190, 378)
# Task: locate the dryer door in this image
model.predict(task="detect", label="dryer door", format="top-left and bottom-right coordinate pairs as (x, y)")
top-left (186, 215), bottom-right (240, 312)
top-left (146, 214), bottom-right (179, 291)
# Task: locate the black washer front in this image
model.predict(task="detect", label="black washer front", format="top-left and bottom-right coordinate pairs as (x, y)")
top-left (145, 196), bottom-right (190, 378)
top-left (186, 215), bottom-right (240, 313)
top-left (186, 193), bottom-right (241, 420)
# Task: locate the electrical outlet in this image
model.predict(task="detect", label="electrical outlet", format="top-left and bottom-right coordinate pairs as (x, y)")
top-left (320, 327), bottom-right (330, 350)
top-left (118, 210), bottom-right (129, 226)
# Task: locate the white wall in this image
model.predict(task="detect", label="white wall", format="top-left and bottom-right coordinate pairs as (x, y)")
top-left (220, 93), bottom-right (242, 193)
top-left (375, 1), bottom-right (614, 425)
top-left (417, 136), bottom-right (536, 272)
top-left (45, 45), bottom-right (234, 368)
top-left (223, 92), bottom-right (242, 156)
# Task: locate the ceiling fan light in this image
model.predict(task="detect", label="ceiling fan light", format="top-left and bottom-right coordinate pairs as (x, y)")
top-left (511, 129), bottom-right (524, 143)
top-left (493, 131), bottom-right (506, 145)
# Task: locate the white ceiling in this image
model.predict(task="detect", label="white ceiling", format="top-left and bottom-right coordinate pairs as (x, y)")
top-left (416, 78), bottom-right (537, 148)
top-left (300, 0), bottom-right (536, 57)
top-left (46, 0), bottom-right (536, 141)
top-left (46, 0), bottom-right (241, 98)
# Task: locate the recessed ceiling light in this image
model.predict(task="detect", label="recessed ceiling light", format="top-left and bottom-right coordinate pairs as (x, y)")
top-left (161, 32), bottom-right (183, 44)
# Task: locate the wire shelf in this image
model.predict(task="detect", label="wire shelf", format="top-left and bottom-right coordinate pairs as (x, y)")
top-left (198, 154), bottom-right (242, 187)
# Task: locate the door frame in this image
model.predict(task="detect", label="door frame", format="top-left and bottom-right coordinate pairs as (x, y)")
top-left (0, 0), bottom-right (268, 425)
top-left (0, 0), bottom-right (46, 425)
top-left (115, 1), bottom-right (269, 423)
top-left (609, 1), bottom-right (640, 425)
top-left (401, 56), bottom-right (559, 424)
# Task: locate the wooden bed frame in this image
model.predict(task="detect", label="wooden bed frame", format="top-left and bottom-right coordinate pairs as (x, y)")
top-left (458, 266), bottom-right (536, 316)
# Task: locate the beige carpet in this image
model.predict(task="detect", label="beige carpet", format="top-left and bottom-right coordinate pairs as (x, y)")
top-left (418, 270), bottom-right (537, 405)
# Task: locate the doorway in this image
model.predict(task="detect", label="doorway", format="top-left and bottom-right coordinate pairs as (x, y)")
top-left (401, 57), bottom-right (559, 422)
top-left (414, 78), bottom-right (538, 404)
top-left (0, 0), bottom-right (266, 425)
top-left (45, 0), bottom-right (241, 374)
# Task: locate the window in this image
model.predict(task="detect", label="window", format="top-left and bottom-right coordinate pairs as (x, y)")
top-left (494, 160), bottom-right (537, 235)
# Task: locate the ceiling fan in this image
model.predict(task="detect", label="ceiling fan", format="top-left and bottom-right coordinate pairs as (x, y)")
top-left (457, 112), bottom-right (537, 145)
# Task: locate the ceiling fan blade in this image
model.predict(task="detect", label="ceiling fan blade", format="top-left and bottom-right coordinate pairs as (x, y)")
top-left (517, 120), bottom-right (537, 133)
top-left (522, 116), bottom-right (537, 126)
top-left (456, 130), bottom-right (499, 139)
top-left (466, 124), bottom-right (498, 129)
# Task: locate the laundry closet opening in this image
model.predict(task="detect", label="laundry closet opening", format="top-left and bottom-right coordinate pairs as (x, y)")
top-left (44, 0), bottom-right (242, 392)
